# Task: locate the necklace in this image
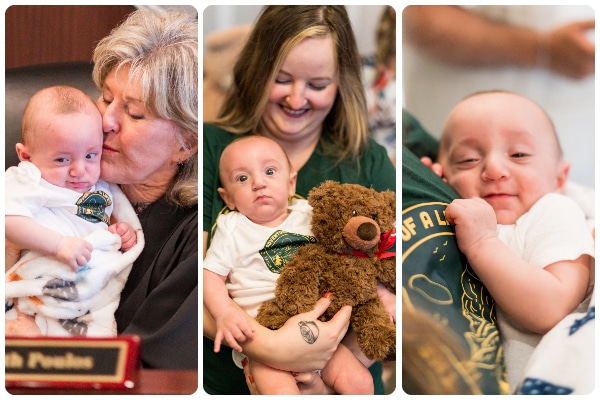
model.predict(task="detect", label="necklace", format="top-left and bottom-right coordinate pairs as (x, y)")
top-left (132, 202), bottom-right (152, 215)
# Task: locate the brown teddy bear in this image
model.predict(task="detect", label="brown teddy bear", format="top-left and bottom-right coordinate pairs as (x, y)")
top-left (256, 180), bottom-right (396, 362)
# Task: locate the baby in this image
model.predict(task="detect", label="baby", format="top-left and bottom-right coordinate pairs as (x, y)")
top-left (5, 85), bottom-right (144, 337)
top-left (204, 135), bottom-right (374, 394)
top-left (434, 90), bottom-right (594, 392)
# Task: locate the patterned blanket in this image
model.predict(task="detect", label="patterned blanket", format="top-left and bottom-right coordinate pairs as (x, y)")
top-left (517, 287), bottom-right (595, 395)
top-left (5, 184), bottom-right (144, 337)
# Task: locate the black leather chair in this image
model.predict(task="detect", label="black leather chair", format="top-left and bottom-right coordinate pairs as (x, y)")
top-left (5, 61), bottom-right (99, 170)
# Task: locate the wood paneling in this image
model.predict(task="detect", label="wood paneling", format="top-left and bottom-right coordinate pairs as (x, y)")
top-left (5, 5), bottom-right (136, 69)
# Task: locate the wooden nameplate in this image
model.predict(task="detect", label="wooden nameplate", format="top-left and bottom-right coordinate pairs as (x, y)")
top-left (5, 335), bottom-right (140, 390)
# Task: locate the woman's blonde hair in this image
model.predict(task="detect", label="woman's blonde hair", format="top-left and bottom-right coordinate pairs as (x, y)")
top-left (214, 5), bottom-right (368, 161)
top-left (92, 10), bottom-right (198, 206)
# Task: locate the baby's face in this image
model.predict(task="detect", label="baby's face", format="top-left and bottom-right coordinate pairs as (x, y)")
top-left (438, 92), bottom-right (569, 224)
top-left (27, 111), bottom-right (103, 193)
top-left (218, 137), bottom-right (296, 226)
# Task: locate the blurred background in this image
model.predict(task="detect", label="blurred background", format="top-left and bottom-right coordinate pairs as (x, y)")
top-left (402, 5), bottom-right (595, 188)
top-left (5, 5), bottom-right (198, 69)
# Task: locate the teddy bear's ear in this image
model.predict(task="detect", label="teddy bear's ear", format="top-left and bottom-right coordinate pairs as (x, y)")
top-left (308, 180), bottom-right (340, 205)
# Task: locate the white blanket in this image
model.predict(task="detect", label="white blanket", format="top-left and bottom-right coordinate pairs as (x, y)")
top-left (5, 184), bottom-right (144, 337)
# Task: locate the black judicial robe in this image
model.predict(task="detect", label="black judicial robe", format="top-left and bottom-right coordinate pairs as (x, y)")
top-left (115, 197), bottom-right (198, 370)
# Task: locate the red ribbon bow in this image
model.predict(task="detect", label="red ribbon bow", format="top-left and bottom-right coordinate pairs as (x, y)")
top-left (345, 229), bottom-right (396, 259)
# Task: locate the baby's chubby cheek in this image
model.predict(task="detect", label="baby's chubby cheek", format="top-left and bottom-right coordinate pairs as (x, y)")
top-left (446, 177), bottom-right (472, 198)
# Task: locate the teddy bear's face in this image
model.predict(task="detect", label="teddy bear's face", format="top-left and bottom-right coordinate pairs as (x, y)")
top-left (307, 181), bottom-right (396, 255)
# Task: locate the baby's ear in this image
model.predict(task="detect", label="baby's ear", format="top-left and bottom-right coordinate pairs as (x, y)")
top-left (288, 171), bottom-right (298, 197)
top-left (217, 187), bottom-right (236, 211)
top-left (555, 160), bottom-right (570, 193)
top-left (15, 143), bottom-right (31, 162)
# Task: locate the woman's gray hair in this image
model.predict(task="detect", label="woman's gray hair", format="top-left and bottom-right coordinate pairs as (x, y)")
top-left (92, 10), bottom-right (198, 206)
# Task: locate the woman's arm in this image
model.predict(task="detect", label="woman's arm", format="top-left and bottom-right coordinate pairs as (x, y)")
top-left (204, 291), bottom-right (351, 372)
top-left (403, 5), bottom-right (594, 79)
top-left (403, 6), bottom-right (539, 67)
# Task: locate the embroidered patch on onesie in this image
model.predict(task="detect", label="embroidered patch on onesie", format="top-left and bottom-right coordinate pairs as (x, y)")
top-left (75, 191), bottom-right (112, 224)
top-left (259, 230), bottom-right (316, 274)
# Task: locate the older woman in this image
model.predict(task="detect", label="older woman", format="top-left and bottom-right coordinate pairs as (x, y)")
top-left (92, 10), bottom-right (198, 369)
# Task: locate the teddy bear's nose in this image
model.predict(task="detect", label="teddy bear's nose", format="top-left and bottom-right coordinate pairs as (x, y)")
top-left (357, 223), bottom-right (378, 241)
top-left (343, 216), bottom-right (381, 251)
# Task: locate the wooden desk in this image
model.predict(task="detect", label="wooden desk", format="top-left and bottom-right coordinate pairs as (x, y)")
top-left (6, 369), bottom-right (198, 395)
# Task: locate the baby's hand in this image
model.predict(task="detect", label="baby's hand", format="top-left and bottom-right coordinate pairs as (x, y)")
top-left (214, 306), bottom-right (255, 353)
top-left (55, 236), bottom-right (93, 271)
top-left (108, 222), bottom-right (137, 252)
top-left (445, 198), bottom-right (497, 256)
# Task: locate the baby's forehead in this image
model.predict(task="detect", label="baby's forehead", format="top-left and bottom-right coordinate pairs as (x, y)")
top-left (444, 95), bottom-right (559, 145)
top-left (224, 136), bottom-right (287, 159)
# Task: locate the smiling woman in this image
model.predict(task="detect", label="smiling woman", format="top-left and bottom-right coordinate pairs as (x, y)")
top-left (263, 35), bottom-right (339, 171)
top-left (203, 5), bottom-right (396, 395)
top-left (96, 65), bottom-right (186, 195)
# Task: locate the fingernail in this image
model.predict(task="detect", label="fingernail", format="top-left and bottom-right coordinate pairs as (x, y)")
top-left (323, 291), bottom-right (333, 299)
top-left (241, 357), bottom-right (248, 367)
top-left (248, 375), bottom-right (254, 384)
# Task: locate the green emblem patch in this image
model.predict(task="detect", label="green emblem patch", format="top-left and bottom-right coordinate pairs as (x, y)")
top-left (259, 230), bottom-right (316, 274)
top-left (76, 191), bottom-right (112, 224)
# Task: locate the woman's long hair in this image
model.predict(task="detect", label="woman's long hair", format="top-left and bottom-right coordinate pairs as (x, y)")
top-left (215, 5), bottom-right (368, 161)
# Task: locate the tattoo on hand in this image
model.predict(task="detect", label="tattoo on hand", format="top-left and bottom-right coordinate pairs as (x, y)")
top-left (298, 321), bottom-right (319, 344)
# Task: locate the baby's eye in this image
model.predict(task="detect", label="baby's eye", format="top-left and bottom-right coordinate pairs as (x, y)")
top-left (86, 153), bottom-right (98, 160)
top-left (265, 168), bottom-right (275, 176)
top-left (55, 157), bottom-right (69, 163)
top-left (511, 153), bottom-right (527, 158)
top-left (236, 175), bottom-right (248, 183)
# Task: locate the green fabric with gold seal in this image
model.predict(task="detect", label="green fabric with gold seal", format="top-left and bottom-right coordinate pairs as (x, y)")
top-left (402, 110), bottom-right (508, 394)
